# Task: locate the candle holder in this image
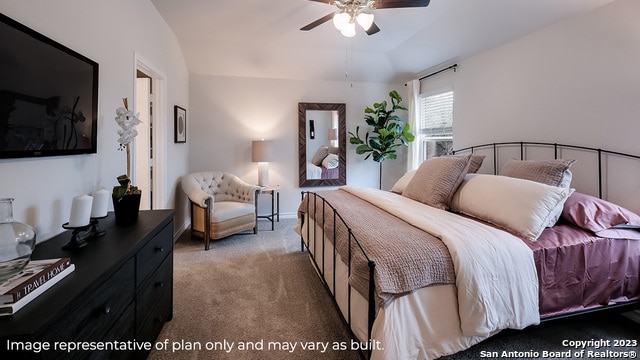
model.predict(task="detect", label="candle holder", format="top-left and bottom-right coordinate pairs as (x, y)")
top-left (85, 215), bottom-right (107, 240)
top-left (61, 222), bottom-right (91, 250)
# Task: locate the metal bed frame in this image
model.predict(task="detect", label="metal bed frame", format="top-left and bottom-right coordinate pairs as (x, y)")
top-left (299, 141), bottom-right (640, 358)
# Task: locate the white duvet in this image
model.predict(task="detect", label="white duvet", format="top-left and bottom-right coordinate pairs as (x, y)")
top-left (340, 186), bottom-right (540, 338)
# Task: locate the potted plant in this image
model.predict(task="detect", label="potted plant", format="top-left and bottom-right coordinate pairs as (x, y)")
top-left (113, 98), bottom-right (142, 226)
top-left (349, 90), bottom-right (415, 189)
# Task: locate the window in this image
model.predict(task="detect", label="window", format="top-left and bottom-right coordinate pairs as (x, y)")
top-left (418, 90), bottom-right (454, 163)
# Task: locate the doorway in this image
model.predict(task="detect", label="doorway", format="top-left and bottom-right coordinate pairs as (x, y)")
top-left (133, 54), bottom-right (167, 210)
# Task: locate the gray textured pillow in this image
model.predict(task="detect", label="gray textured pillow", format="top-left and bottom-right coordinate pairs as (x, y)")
top-left (311, 146), bottom-right (329, 165)
top-left (500, 159), bottom-right (575, 187)
top-left (403, 154), bottom-right (472, 210)
top-left (448, 154), bottom-right (485, 173)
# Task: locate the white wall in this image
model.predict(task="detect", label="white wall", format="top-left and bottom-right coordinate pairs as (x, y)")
top-left (453, 0), bottom-right (639, 153)
top-left (187, 75), bottom-right (406, 217)
top-left (418, 0), bottom-right (640, 211)
top-left (0, 0), bottom-right (189, 241)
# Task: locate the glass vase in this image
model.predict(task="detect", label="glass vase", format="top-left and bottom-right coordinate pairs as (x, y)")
top-left (0, 198), bottom-right (36, 282)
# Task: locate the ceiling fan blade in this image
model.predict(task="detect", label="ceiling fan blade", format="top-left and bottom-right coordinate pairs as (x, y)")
top-left (300, 13), bottom-right (335, 31)
top-left (366, 22), bottom-right (380, 35)
top-left (374, 0), bottom-right (430, 9)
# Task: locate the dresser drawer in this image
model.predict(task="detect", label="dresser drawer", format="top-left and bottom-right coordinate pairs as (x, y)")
top-left (92, 304), bottom-right (136, 360)
top-left (136, 223), bottom-right (172, 286)
top-left (136, 286), bottom-right (172, 359)
top-left (137, 253), bottom-right (172, 325)
top-left (43, 258), bottom-right (135, 345)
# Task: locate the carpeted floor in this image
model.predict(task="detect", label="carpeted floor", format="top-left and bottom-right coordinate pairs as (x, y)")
top-left (149, 219), bottom-right (361, 360)
top-left (150, 218), bottom-right (639, 359)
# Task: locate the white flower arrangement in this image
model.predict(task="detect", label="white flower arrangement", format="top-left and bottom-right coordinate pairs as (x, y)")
top-left (114, 98), bottom-right (142, 197)
top-left (115, 99), bottom-right (141, 151)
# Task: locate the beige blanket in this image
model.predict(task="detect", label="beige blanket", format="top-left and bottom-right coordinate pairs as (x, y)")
top-left (299, 187), bottom-right (540, 337)
top-left (298, 189), bottom-right (455, 308)
top-left (341, 186), bottom-right (540, 337)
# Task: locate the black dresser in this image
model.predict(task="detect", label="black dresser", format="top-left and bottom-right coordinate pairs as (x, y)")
top-left (0, 210), bottom-right (174, 360)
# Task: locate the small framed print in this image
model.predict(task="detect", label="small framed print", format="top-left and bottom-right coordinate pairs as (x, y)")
top-left (174, 105), bottom-right (186, 143)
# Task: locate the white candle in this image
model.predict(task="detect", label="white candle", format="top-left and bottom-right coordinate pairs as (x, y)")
top-left (90, 189), bottom-right (109, 218)
top-left (69, 195), bottom-right (93, 227)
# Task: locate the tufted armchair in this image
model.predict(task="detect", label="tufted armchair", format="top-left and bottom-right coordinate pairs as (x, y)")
top-left (181, 171), bottom-right (261, 250)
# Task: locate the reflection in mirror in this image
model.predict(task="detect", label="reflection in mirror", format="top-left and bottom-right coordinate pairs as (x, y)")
top-left (298, 103), bottom-right (346, 187)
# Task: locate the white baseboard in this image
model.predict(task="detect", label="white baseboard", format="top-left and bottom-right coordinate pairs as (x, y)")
top-left (256, 212), bottom-right (298, 220)
top-left (173, 220), bottom-right (190, 241)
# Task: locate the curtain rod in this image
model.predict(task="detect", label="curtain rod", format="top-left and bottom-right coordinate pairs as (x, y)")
top-left (404, 64), bottom-right (458, 86)
top-left (419, 63), bottom-right (458, 81)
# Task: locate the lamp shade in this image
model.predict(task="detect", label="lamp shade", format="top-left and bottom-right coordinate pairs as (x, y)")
top-left (340, 22), bottom-right (356, 37)
top-left (333, 12), bottom-right (350, 31)
top-left (328, 128), bottom-right (338, 141)
top-left (356, 12), bottom-right (374, 31)
top-left (252, 140), bottom-right (274, 162)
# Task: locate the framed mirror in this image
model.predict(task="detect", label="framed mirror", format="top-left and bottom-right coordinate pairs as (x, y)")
top-left (298, 102), bottom-right (346, 187)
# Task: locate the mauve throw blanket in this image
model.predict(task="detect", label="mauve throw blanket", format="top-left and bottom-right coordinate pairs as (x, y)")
top-left (298, 189), bottom-right (456, 308)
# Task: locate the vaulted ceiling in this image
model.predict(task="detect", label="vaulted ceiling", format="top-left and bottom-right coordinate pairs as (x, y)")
top-left (151, 0), bottom-right (615, 83)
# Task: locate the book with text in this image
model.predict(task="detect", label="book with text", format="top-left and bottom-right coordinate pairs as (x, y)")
top-left (0, 263), bottom-right (75, 316)
top-left (0, 258), bottom-right (71, 304)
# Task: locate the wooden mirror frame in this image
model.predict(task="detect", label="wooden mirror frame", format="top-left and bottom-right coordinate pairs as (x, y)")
top-left (298, 102), bottom-right (347, 187)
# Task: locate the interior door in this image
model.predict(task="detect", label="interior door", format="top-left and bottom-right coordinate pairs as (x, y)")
top-left (135, 77), bottom-right (152, 210)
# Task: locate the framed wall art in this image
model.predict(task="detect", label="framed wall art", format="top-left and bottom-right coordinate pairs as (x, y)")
top-left (174, 105), bottom-right (186, 143)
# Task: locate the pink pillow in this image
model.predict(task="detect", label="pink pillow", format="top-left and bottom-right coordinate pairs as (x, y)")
top-left (561, 192), bottom-right (640, 240)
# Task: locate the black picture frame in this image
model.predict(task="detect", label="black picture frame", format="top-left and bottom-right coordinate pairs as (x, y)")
top-left (174, 105), bottom-right (186, 143)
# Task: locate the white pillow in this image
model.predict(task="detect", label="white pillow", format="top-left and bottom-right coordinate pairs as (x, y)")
top-left (390, 169), bottom-right (417, 194)
top-left (321, 153), bottom-right (339, 169)
top-left (450, 174), bottom-right (573, 241)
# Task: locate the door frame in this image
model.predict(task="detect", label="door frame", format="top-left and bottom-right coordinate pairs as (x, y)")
top-left (133, 52), bottom-right (167, 210)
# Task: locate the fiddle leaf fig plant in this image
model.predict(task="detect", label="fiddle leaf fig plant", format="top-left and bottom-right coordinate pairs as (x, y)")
top-left (349, 90), bottom-right (414, 188)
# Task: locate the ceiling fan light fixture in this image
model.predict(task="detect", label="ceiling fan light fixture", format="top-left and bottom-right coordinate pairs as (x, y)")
top-left (333, 12), bottom-right (350, 31)
top-left (340, 22), bottom-right (356, 37)
top-left (356, 12), bottom-right (374, 31)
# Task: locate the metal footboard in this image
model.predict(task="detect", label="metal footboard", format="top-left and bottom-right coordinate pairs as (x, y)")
top-left (299, 191), bottom-right (376, 358)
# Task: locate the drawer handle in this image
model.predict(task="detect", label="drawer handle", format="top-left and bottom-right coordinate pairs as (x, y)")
top-left (103, 305), bottom-right (111, 315)
top-left (156, 281), bottom-right (164, 288)
top-left (155, 246), bottom-right (164, 253)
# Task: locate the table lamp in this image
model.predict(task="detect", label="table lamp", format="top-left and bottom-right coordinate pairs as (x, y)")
top-left (252, 140), bottom-right (274, 186)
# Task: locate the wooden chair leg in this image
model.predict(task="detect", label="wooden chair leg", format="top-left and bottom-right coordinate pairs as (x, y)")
top-left (254, 190), bottom-right (258, 235)
top-left (204, 198), bottom-right (212, 250)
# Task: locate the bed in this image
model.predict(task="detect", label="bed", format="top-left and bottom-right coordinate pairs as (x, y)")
top-left (295, 142), bottom-right (640, 359)
top-left (307, 146), bottom-right (340, 180)
top-left (306, 159), bottom-right (339, 179)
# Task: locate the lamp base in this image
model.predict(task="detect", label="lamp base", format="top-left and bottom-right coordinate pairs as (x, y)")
top-left (258, 162), bottom-right (269, 187)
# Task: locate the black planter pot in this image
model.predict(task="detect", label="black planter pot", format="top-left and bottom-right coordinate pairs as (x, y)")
top-left (112, 193), bottom-right (141, 226)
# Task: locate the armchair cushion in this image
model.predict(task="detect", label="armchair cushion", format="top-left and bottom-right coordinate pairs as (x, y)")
top-left (211, 202), bottom-right (255, 223)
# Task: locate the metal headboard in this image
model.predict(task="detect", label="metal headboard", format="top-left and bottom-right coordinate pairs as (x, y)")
top-left (452, 141), bottom-right (640, 200)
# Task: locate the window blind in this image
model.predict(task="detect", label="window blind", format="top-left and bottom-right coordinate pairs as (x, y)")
top-left (419, 91), bottom-right (453, 137)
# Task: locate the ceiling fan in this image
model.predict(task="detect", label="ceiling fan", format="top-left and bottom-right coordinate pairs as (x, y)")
top-left (300, 0), bottom-right (431, 37)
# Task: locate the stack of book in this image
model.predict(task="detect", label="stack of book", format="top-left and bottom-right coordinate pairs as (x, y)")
top-left (0, 258), bottom-right (75, 316)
